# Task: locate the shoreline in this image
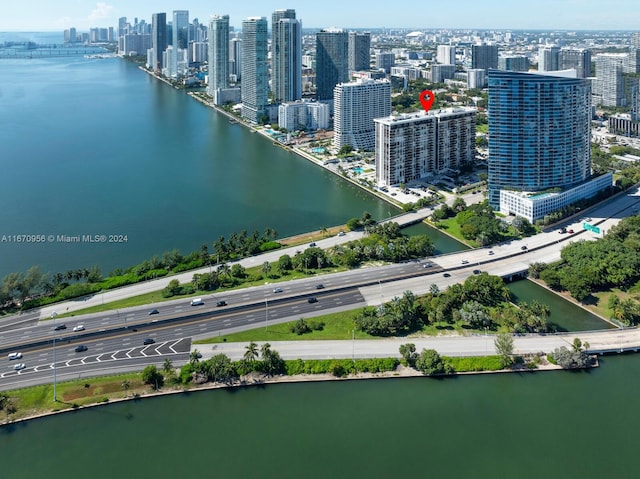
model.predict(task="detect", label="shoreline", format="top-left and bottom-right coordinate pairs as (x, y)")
top-left (185, 90), bottom-right (407, 211)
top-left (2, 359), bottom-right (573, 427)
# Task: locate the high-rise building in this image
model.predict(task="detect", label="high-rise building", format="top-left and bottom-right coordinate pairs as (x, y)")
top-left (375, 52), bottom-right (395, 73)
top-left (430, 64), bottom-right (456, 83)
top-left (316, 28), bottom-right (349, 101)
top-left (348, 32), bottom-right (371, 72)
top-left (487, 70), bottom-right (592, 210)
top-left (122, 33), bottom-right (151, 56)
top-left (151, 13), bottom-right (167, 71)
top-left (333, 78), bottom-right (391, 152)
top-left (538, 46), bottom-right (560, 72)
top-left (594, 53), bottom-right (626, 107)
top-left (271, 9), bottom-right (302, 103)
top-left (374, 108), bottom-right (476, 186)
top-left (208, 15), bottom-right (230, 103)
top-left (471, 44), bottom-right (498, 70)
top-left (467, 69), bottom-right (487, 89)
top-left (437, 45), bottom-right (456, 65)
top-left (559, 48), bottom-right (591, 78)
top-left (118, 17), bottom-right (128, 39)
top-left (241, 17), bottom-right (269, 123)
top-left (171, 10), bottom-right (189, 77)
top-left (230, 38), bottom-right (242, 81)
top-left (498, 55), bottom-right (529, 72)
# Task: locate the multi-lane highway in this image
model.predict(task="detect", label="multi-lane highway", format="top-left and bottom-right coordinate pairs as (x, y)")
top-left (1, 185), bottom-right (640, 391)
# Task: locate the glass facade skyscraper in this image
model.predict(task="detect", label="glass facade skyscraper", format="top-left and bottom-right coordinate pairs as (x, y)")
top-left (487, 70), bottom-right (592, 208)
top-left (208, 15), bottom-right (229, 102)
top-left (151, 12), bottom-right (167, 71)
top-left (271, 9), bottom-right (302, 103)
top-left (241, 17), bottom-right (268, 123)
top-left (316, 29), bottom-right (349, 101)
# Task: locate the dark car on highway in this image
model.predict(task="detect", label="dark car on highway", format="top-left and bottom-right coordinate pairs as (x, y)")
top-left (54, 324), bottom-right (67, 331)
top-left (148, 309), bottom-right (159, 315)
top-left (308, 297), bottom-right (318, 303)
top-left (143, 338), bottom-right (155, 345)
top-left (75, 345), bottom-right (88, 353)
top-left (216, 300), bottom-right (227, 307)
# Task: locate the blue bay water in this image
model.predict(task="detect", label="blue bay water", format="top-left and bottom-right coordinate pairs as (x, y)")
top-left (0, 55), bottom-right (398, 278)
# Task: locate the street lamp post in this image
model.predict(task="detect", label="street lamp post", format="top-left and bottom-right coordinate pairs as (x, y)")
top-left (265, 298), bottom-right (268, 331)
top-left (51, 311), bottom-right (58, 402)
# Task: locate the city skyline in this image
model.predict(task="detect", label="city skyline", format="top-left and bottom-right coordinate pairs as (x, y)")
top-left (2, 0), bottom-right (640, 32)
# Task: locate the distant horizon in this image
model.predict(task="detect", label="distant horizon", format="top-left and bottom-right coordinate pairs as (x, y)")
top-left (2, 27), bottom-right (639, 34)
top-left (2, 1), bottom-right (640, 32)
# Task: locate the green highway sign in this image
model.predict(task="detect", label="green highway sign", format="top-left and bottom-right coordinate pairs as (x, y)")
top-left (582, 222), bottom-right (601, 234)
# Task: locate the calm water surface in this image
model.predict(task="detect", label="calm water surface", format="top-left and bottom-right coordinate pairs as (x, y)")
top-left (1, 354), bottom-right (637, 478)
top-left (0, 54), bottom-right (397, 278)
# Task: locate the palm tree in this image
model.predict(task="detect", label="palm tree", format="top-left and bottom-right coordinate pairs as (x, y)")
top-left (163, 358), bottom-right (173, 375)
top-left (121, 379), bottom-right (130, 397)
top-left (320, 226), bottom-right (328, 238)
top-left (244, 341), bottom-right (259, 363)
top-left (243, 341), bottom-right (259, 372)
top-left (261, 261), bottom-right (271, 277)
top-left (189, 350), bottom-right (201, 366)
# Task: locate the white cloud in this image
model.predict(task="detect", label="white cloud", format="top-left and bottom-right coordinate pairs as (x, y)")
top-left (88, 2), bottom-right (114, 23)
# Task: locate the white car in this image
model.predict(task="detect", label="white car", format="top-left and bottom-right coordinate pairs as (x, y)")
top-left (337, 231), bottom-right (346, 237)
top-left (273, 287), bottom-right (283, 293)
top-left (7, 352), bottom-right (22, 360)
top-left (13, 363), bottom-right (26, 371)
top-left (461, 259), bottom-right (469, 264)
top-left (73, 324), bottom-right (85, 332)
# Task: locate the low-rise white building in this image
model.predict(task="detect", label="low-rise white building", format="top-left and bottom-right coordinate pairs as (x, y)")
top-left (499, 173), bottom-right (613, 222)
top-left (278, 101), bottom-right (329, 131)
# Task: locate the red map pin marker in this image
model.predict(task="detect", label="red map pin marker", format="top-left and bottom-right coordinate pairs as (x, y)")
top-left (420, 90), bottom-right (435, 113)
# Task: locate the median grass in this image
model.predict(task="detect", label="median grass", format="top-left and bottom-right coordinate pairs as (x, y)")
top-left (194, 311), bottom-right (481, 344)
top-left (195, 309), bottom-right (375, 344)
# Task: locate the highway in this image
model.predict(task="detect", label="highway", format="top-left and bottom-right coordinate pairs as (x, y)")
top-left (1, 186), bottom-right (639, 390)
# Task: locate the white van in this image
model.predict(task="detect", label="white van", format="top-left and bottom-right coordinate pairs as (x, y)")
top-left (190, 298), bottom-right (204, 306)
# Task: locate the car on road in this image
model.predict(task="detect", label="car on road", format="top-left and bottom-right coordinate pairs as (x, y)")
top-left (316, 284), bottom-right (325, 289)
top-left (568, 229), bottom-right (574, 234)
top-left (143, 338), bottom-right (155, 345)
top-left (54, 324), bottom-right (67, 331)
top-left (309, 242), bottom-right (317, 247)
top-left (72, 324), bottom-right (85, 332)
top-left (488, 250), bottom-right (494, 255)
top-left (337, 231), bottom-right (346, 237)
top-left (74, 345), bottom-right (88, 353)
top-left (473, 269), bottom-right (481, 275)
top-left (216, 300), bottom-right (227, 307)
top-left (461, 259), bottom-right (469, 264)
top-left (191, 298), bottom-right (204, 306)
top-left (13, 363), bottom-right (26, 371)
top-left (273, 287), bottom-right (283, 293)
top-left (148, 309), bottom-right (159, 315)
top-left (521, 245), bottom-right (528, 250)
top-left (307, 297), bottom-right (318, 303)
top-left (423, 262), bottom-right (433, 268)
top-left (7, 352), bottom-right (22, 360)
top-left (443, 273), bottom-right (451, 277)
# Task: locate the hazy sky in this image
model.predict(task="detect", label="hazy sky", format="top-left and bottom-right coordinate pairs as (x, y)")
top-left (1, 0), bottom-right (639, 31)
